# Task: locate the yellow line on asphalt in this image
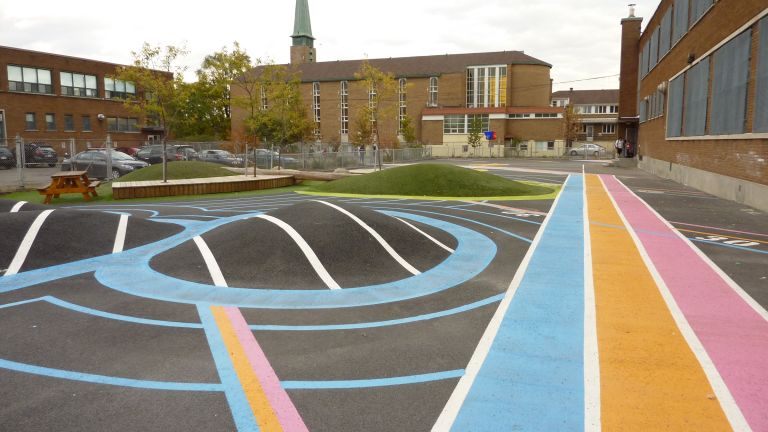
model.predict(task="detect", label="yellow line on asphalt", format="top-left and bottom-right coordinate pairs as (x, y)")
top-left (211, 306), bottom-right (283, 432)
top-left (585, 175), bottom-right (731, 431)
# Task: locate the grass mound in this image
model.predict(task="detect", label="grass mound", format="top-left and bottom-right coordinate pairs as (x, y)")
top-left (311, 163), bottom-right (553, 197)
top-left (114, 161), bottom-right (239, 183)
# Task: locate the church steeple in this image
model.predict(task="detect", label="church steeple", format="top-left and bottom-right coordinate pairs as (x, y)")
top-left (291, 0), bottom-right (316, 64)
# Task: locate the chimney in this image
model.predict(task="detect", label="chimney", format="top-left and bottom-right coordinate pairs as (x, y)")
top-left (628, 3), bottom-right (636, 18)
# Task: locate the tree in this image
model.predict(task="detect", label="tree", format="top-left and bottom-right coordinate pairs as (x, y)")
top-left (353, 106), bottom-right (374, 146)
top-left (114, 43), bottom-right (189, 140)
top-left (399, 115), bottom-right (417, 147)
top-left (354, 61), bottom-right (398, 148)
top-left (467, 115), bottom-right (484, 155)
top-left (246, 63), bottom-right (313, 154)
top-left (563, 105), bottom-right (580, 148)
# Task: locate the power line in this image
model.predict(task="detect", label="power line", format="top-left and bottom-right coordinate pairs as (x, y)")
top-left (554, 74), bottom-right (620, 85)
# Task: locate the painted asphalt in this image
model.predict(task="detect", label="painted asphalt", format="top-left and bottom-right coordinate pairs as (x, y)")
top-left (0, 161), bottom-right (766, 431)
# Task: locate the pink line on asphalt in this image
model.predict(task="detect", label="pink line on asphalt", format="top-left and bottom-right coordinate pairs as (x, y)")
top-left (670, 221), bottom-right (768, 238)
top-left (601, 175), bottom-right (768, 431)
top-left (224, 307), bottom-right (309, 432)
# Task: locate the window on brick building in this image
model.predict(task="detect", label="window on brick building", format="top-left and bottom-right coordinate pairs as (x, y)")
top-left (659, 8), bottom-right (672, 59)
top-left (61, 72), bottom-right (98, 97)
top-left (45, 113), bottom-right (56, 131)
top-left (398, 78), bottom-right (407, 132)
top-left (340, 81), bottom-right (349, 135)
top-left (596, 105), bottom-right (607, 114)
top-left (609, 105), bottom-right (619, 114)
top-left (667, 75), bottom-right (684, 137)
top-left (683, 58), bottom-right (709, 136)
top-left (755, 16), bottom-right (768, 133)
top-left (649, 27), bottom-right (660, 70)
top-left (466, 66), bottom-right (507, 108)
top-left (260, 86), bottom-right (268, 110)
top-left (711, 29), bottom-right (751, 135)
top-left (443, 115), bottom-right (465, 134)
top-left (7, 65), bottom-right (53, 94)
top-left (104, 78), bottom-right (136, 99)
top-left (82, 115), bottom-right (92, 132)
top-left (689, 0), bottom-right (714, 28)
top-left (25, 113), bottom-right (37, 130)
top-left (64, 114), bottom-right (75, 131)
top-left (312, 82), bottom-right (321, 138)
top-left (107, 117), bottom-right (139, 132)
top-left (672, 0), bottom-right (689, 45)
top-left (602, 124), bottom-right (616, 134)
top-left (428, 77), bottom-right (438, 107)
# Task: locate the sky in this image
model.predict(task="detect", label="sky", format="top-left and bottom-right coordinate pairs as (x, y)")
top-left (0, 0), bottom-right (658, 92)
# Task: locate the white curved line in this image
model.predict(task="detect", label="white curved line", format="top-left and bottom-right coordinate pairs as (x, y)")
top-left (10, 201), bottom-right (27, 213)
top-left (112, 215), bottom-right (129, 254)
top-left (256, 214), bottom-right (341, 290)
top-left (6, 210), bottom-right (55, 276)
top-left (394, 217), bottom-right (454, 253)
top-left (314, 201), bottom-right (421, 276)
top-left (193, 236), bottom-right (228, 287)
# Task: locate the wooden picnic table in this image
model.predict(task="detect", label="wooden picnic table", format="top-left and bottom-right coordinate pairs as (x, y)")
top-left (37, 170), bottom-right (102, 204)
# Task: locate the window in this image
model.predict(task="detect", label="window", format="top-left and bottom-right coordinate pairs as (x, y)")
top-left (578, 105), bottom-right (593, 114)
top-left (466, 66), bottom-right (507, 107)
top-left (312, 82), bottom-right (321, 137)
top-left (260, 86), bottom-right (268, 110)
top-left (596, 105), bottom-right (607, 114)
top-left (649, 27), bottom-right (660, 70)
top-left (469, 114), bottom-right (490, 132)
top-left (7, 65), bottom-right (53, 94)
top-left (667, 75), bottom-right (684, 137)
top-left (82, 115), bottom-right (92, 132)
top-left (756, 16), bottom-right (768, 132)
top-left (25, 113), bottom-right (36, 130)
top-left (711, 30), bottom-right (751, 135)
top-left (534, 113), bottom-right (559, 118)
top-left (659, 7), bottom-right (673, 59)
top-left (581, 123), bottom-right (589, 133)
top-left (639, 96), bottom-right (648, 123)
top-left (60, 72), bottom-right (98, 97)
top-left (689, 0), bottom-right (713, 28)
top-left (602, 124), bottom-right (616, 134)
top-left (672, 0), bottom-right (689, 45)
top-left (609, 105), bottom-right (619, 114)
top-left (398, 78), bottom-right (407, 132)
top-left (683, 58), bottom-right (709, 136)
top-left (547, 141), bottom-right (555, 150)
top-left (104, 78), bottom-right (135, 99)
top-left (45, 113), bottom-right (56, 131)
top-left (443, 115), bottom-right (465, 134)
top-left (340, 81), bottom-right (349, 135)
top-left (641, 41), bottom-right (650, 77)
top-left (428, 77), bottom-right (438, 107)
top-left (64, 114), bottom-right (74, 131)
top-left (107, 117), bottom-right (138, 132)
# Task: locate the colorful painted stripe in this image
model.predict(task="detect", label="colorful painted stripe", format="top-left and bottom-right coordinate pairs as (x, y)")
top-left (585, 174), bottom-right (731, 430)
top-left (602, 174), bottom-right (766, 431)
top-left (438, 174), bottom-right (586, 431)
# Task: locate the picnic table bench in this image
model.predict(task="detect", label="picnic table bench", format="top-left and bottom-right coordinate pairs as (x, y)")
top-left (37, 170), bottom-right (102, 204)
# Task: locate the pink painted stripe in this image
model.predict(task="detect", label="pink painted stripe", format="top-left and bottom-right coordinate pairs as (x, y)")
top-left (223, 307), bottom-right (309, 432)
top-left (601, 175), bottom-right (768, 431)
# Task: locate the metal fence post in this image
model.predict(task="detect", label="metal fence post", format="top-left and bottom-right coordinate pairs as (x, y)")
top-left (69, 138), bottom-right (76, 171)
top-left (244, 143), bottom-right (249, 175)
top-left (106, 134), bottom-right (113, 181)
top-left (15, 135), bottom-right (24, 189)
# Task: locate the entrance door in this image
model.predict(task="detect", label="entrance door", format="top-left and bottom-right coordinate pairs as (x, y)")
top-left (586, 125), bottom-right (594, 141)
top-left (0, 110), bottom-right (6, 144)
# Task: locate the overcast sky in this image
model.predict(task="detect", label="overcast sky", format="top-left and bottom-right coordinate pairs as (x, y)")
top-left (1, 0), bottom-right (658, 92)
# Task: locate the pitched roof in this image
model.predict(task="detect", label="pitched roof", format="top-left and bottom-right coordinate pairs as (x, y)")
top-left (264, 51), bottom-right (551, 82)
top-left (551, 89), bottom-right (619, 104)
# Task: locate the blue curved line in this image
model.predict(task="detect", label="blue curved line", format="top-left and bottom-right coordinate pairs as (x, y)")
top-left (282, 369), bottom-right (464, 389)
top-left (690, 238), bottom-right (768, 255)
top-left (0, 358), bottom-right (223, 392)
top-left (372, 208), bottom-right (533, 244)
top-left (444, 207), bottom-right (543, 225)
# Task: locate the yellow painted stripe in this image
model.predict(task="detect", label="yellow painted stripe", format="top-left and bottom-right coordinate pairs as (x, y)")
top-left (211, 306), bottom-right (283, 432)
top-left (585, 175), bottom-right (731, 431)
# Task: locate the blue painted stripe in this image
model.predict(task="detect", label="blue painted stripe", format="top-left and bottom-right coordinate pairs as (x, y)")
top-left (439, 207), bottom-right (543, 225)
top-left (282, 369), bottom-right (464, 390)
top-left (197, 305), bottom-right (260, 432)
top-left (689, 238), bottom-right (768, 255)
top-left (372, 208), bottom-right (533, 244)
top-left (452, 175), bottom-right (586, 431)
top-left (0, 358), bottom-right (222, 392)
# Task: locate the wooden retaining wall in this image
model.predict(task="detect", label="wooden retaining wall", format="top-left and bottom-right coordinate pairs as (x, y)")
top-left (112, 175), bottom-right (296, 200)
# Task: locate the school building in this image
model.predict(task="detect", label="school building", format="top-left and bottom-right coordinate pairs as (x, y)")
top-left (619, 1), bottom-right (768, 211)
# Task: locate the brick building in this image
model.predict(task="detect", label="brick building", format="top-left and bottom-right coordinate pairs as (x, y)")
top-left (551, 89), bottom-right (619, 147)
top-left (0, 45), bottom-right (166, 152)
top-left (231, 0), bottom-right (566, 158)
top-left (619, 1), bottom-right (768, 211)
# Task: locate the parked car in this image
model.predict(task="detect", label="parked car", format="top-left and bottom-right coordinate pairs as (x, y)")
top-left (135, 145), bottom-right (198, 164)
top-left (0, 147), bottom-right (15, 169)
top-left (61, 149), bottom-right (149, 180)
top-left (115, 147), bottom-right (140, 157)
top-left (11, 142), bottom-right (58, 167)
top-left (199, 149), bottom-right (243, 167)
top-left (566, 144), bottom-right (607, 157)
top-left (250, 148), bottom-right (298, 167)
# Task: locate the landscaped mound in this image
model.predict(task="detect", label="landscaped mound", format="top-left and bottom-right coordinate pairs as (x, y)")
top-left (311, 163), bottom-right (553, 197)
top-left (114, 161), bottom-right (239, 183)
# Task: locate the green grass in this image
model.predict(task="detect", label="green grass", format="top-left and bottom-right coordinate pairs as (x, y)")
top-left (309, 164), bottom-right (554, 198)
top-left (113, 161), bottom-right (240, 183)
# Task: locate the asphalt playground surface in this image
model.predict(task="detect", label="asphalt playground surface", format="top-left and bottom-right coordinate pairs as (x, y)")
top-left (0, 159), bottom-right (766, 431)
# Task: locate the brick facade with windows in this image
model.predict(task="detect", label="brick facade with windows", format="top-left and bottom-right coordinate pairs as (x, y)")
top-left (620, 1), bottom-right (768, 210)
top-left (551, 89), bottom-right (619, 145)
top-left (0, 45), bottom-right (169, 149)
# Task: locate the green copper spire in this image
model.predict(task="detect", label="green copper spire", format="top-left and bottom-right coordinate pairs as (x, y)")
top-left (291, 0), bottom-right (315, 47)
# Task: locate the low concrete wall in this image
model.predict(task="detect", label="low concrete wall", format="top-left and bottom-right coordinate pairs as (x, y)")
top-left (639, 156), bottom-right (768, 213)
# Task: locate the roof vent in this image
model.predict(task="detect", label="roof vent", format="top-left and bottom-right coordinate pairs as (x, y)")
top-left (628, 3), bottom-right (636, 18)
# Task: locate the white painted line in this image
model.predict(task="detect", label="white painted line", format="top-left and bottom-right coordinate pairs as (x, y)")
top-left (394, 217), bottom-right (454, 253)
top-left (5, 210), bottom-right (55, 276)
top-left (314, 200), bottom-right (421, 276)
top-left (602, 176), bottom-right (751, 431)
top-left (193, 236), bottom-right (228, 287)
top-left (582, 177), bottom-right (601, 432)
top-left (256, 214), bottom-right (341, 290)
top-left (464, 201), bottom-right (548, 216)
top-left (431, 176), bottom-right (570, 431)
top-left (9, 201), bottom-right (27, 213)
top-left (112, 215), bottom-right (129, 254)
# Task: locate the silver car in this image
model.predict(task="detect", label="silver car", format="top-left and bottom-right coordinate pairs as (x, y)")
top-left (567, 144), bottom-right (607, 157)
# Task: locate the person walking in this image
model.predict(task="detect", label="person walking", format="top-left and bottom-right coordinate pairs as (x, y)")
top-left (614, 138), bottom-right (625, 158)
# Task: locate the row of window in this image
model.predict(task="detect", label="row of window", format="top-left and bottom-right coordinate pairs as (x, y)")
top-left (509, 113), bottom-right (563, 119)
top-left (641, 0), bottom-right (715, 78)
top-left (580, 124), bottom-right (617, 134)
top-left (23, 112), bottom-right (138, 133)
top-left (443, 115), bottom-right (490, 134)
top-left (466, 65), bottom-right (508, 108)
top-left (576, 105), bottom-right (619, 114)
top-left (6, 65), bottom-right (135, 99)
top-left (660, 16), bottom-right (768, 137)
